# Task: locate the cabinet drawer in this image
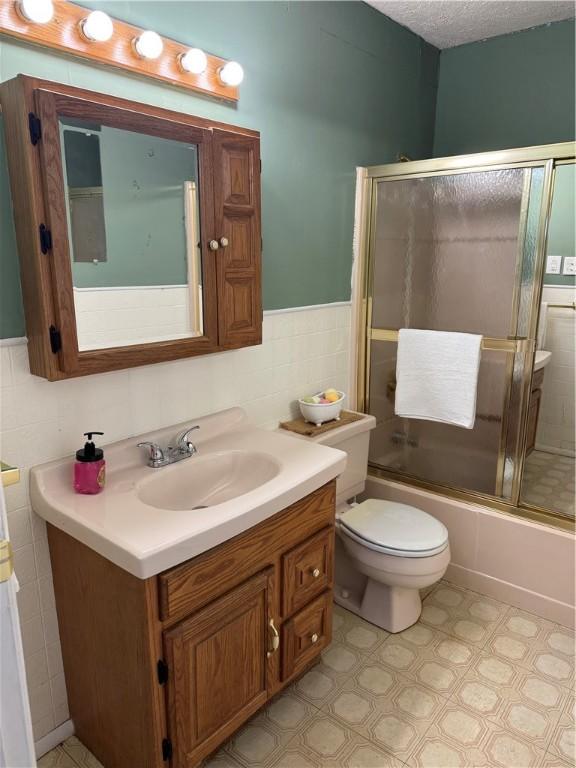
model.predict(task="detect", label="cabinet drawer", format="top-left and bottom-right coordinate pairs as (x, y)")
top-left (282, 527), bottom-right (334, 616)
top-left (282, 591), bottom-right (332, 681)
top-left (159, 482), bottom-right (336, 623)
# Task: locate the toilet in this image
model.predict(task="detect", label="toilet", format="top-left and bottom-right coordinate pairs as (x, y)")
top-left (293, 412), bottom-right (450, 633)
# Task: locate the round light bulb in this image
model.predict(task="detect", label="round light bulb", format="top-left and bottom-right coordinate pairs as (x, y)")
top-left (219, 61), bottom-right (244, 87)
top-left (134, 30), bottom-right (164, 60)
top-left (179, 48), bottom-right (208, 75)
top-left (17, 0), bottom-right (54, 24)
top-left (81, 11), bottom-right (114, 43)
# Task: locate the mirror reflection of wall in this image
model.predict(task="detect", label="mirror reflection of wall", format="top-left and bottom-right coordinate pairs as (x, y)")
top-left (522, 163), bottom-right (575, 520)
top-left (60, 118), bottom-right (203, 351)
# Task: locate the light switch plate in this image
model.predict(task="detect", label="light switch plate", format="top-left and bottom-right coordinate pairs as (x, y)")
top-left (562, 256), bottom-right (576, 275)
top-left (546, 254), bottom-right (562, 274)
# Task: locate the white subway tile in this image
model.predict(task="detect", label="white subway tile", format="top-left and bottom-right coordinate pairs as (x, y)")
top-left (29, 679), bottom-right (53, 724)
top-left (25, 648), bottom-right (49, 690)
top-left (0, 346), bottom-right (13, 388)
top-left (21, 614), bottom-right (45, 658)
top-left (46, 642), bottom-right (64, 679)
top-left (16, 580), bottom-right (41, 623)
top-left (32, 712), bottom-right (56, 742)
top-left (13, 543), bottom-right (37, 586)
top-left (6, 506), bottom-right (32, 549)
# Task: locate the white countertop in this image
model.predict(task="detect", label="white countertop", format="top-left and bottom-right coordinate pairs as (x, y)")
top-left (30, 408), bottom-right (347, 579)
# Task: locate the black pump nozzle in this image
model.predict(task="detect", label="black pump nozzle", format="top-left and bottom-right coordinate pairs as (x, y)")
top-left (76, 432), bottom-right (105, 463)
top-left (84, 431), bottom-right (104, 441)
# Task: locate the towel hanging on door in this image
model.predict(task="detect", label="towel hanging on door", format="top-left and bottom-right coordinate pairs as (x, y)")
top-left (395, 329), bottom-right (483, 429)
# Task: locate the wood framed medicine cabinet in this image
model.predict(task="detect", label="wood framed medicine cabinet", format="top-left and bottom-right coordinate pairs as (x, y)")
top-left (0, 75), bottom-right (261, 380)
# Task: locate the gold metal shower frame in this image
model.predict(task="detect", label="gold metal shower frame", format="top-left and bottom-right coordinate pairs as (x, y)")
top-left (354, 141), bottom-right (576, 532)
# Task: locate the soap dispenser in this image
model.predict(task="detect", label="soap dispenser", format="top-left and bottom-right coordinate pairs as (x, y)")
top-left (74, 432), bottom-right (105, 495)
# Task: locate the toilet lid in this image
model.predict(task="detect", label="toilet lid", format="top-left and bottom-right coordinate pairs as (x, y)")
top-left (339, 499), bottom-right (448, 557)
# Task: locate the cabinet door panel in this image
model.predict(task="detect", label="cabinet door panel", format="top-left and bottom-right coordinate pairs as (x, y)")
top-left (282, 592), bottom-right (333, 682)
top-left (164, 569), bottom-right (273, 767)
top-left (213, 130), bottom-right (261, 347)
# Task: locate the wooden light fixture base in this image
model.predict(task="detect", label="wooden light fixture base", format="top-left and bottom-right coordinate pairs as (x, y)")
top-left (0, 0), bottom-right (240, 102)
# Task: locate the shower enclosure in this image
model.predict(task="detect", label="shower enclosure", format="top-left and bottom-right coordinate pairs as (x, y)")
top-left (355, 143), bottom-right (575, 528)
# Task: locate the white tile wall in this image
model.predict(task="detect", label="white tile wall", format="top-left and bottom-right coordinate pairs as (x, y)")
top-left (74, 285), bottom-right (200, 350)
top-left (536, 287), bottom-right (576, 455)
top-left (0, 302), bottom-right (351, 748)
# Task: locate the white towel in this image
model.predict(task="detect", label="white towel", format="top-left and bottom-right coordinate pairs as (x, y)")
top-left (395, 329), bottom-right (483, 429)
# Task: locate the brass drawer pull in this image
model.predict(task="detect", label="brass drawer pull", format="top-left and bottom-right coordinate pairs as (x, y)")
top-left (267, 618), bottom-right (280, 657)
top-left (311, 568), bottom-right (321, 578)
top-left (311, 633), bottom-right (319, 644)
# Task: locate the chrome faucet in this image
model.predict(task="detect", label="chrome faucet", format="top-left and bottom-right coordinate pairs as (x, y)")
top-left (137, 426), bottom-right (200, 468)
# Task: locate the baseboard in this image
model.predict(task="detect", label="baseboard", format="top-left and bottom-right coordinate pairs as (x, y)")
top-left (35, 719), bottom-right (74, 759)
top-left (445, 563), bottom-right (575, 629)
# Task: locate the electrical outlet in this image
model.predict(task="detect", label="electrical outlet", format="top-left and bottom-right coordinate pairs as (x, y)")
top-left (546, 254), bottom-right (562, 274)
top-left (562, 256), bottom-right (576, 275)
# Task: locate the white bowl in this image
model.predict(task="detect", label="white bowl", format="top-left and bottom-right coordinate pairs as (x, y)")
top-left (298, 391), bottom-right (346, 427)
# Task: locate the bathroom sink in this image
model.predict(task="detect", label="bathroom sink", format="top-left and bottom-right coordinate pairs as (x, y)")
top-left (30, 408), bottom-right (346, 578)
top-left (534, 350), bottom-right (552, 371)
top-left (137, 450), bottom-right (280, 511)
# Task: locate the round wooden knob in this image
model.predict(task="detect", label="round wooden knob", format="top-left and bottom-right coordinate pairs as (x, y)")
top-left (312, 568), bottom-right (320, 578)
top-left (311, 633), bottom-right (319, 644)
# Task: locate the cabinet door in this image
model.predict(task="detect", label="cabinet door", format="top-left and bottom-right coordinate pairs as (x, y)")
top-left (213, 129), bottom-right (262, 347)
top-left (164, 569), bottom-right (274, 767)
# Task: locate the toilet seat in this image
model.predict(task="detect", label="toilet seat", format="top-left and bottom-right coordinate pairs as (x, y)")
top-left (339, 499), bottom-right (449, 558)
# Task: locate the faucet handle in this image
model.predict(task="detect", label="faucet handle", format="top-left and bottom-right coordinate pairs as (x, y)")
top-left (137, 441), bottom-right (165, 464)
top-left (175, 425), bottom-right (200, 452)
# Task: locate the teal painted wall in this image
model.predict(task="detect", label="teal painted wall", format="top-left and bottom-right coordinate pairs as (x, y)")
top-left (545, 164), bottom-right (576, 287)
top-left (67, 127), bottom-right (194, 287)
top-left (434, 20), bottom-right (576, 157)
top-left (0, 1), bottom-right (439, 338)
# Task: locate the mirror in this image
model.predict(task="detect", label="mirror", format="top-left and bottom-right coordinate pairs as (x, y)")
top-left (60, 117), bottom-right (203, 351)
top-left (520, 163), bottom-right (575, 520)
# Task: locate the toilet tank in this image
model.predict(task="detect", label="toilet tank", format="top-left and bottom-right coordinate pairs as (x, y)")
top-left (289, 412), bottom-right (376, 506)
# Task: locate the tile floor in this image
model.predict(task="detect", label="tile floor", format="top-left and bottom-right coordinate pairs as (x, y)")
top-left (522, 450), bottom-right (575, 520)
top-left (39, 582), bottom-right (575, 768)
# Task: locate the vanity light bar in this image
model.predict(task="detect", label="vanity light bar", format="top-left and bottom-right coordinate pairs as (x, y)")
top-left (1, 0), bottom-right (242, 101)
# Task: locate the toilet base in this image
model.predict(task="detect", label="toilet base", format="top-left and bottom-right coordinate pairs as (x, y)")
top-left (360, 579), bottom-right (422, 633)
top-left (334, 579), bottom-right (423, 633)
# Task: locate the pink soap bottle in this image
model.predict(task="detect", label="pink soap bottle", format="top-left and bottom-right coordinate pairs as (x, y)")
top-left (74, 432), bottom-right (106, 495)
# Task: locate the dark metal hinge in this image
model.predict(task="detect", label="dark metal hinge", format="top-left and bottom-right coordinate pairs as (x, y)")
top-left (28, 112), bottom-right (42, 145)
top-left (49, 325), bottom-right (61, 354)
top-left (157, 659), bottom-right (168, 685)
top-left (39, 224), bottom-right (52, 254)
top-left (162, 738), bottom-right (173, 762)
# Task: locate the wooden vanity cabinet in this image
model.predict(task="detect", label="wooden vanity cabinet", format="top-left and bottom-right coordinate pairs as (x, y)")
top-left (47, 481), bottom-right (336, 768)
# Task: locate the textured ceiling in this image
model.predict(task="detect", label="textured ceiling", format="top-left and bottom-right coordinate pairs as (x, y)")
top-left (366, 1), bottom-right (576, 48)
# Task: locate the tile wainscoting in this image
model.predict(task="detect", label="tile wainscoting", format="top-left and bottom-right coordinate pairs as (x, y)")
top-left (0, 302), bottom-right (351, 755)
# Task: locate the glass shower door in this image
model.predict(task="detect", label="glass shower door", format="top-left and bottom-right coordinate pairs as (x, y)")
top-left (365, 163), bottom-right (549, 501)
